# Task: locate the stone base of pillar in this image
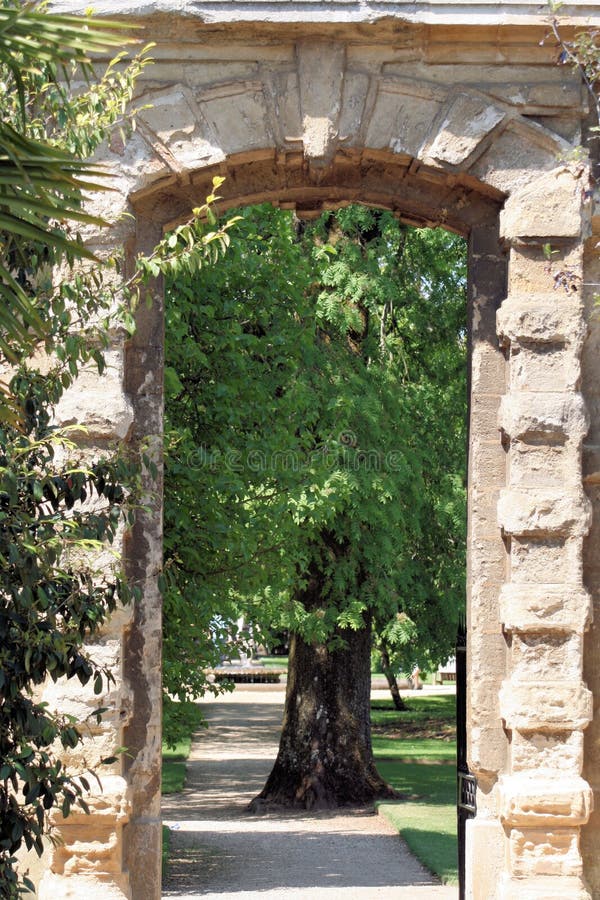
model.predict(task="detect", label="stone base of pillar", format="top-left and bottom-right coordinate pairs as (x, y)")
top-left (37, 775), bottom-right (132, 899)
top-left (467, 817), bottom-right (506, 900)
top-left (39, 873), bottom-right (131, 900)
top-left (499, 875), bottom-right (591, 899)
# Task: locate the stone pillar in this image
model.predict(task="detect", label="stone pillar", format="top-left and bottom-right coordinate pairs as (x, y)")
top-left (580, 209), bottom-right (600, 897)
top-left (493, 166), bottom-right (593, 898)
top-left (38, 338), bottom-right (135, 900)
top-left (465, 220), bottom-right (510, 898)
top-left (121, 216), bottom-right (165, 900)
top-left (35, 174), bottom-right (164, 899)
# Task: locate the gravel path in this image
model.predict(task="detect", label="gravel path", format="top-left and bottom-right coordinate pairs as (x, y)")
top-left (161, 689), bottom-right (457, 900)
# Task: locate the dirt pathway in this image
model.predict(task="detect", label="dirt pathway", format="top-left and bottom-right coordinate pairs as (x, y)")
top-left (161, 689), bottom-right (457, 900)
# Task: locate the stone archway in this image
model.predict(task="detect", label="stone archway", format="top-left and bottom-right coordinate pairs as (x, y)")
top-left (39, 6), bottom-right (598, 899)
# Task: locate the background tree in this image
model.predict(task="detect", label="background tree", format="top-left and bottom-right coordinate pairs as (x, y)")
top-left (0, 3), bottom-right (149, 894)
top-left (162, 202), bottom-right (467, 808)
top-left (252, 206), bottom-right (466, 808)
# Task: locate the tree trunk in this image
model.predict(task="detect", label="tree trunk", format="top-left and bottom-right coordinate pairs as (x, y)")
top-left (379, 645), bottom-right (408, 711)
top-left (249, 610), bottom-right (398, 811)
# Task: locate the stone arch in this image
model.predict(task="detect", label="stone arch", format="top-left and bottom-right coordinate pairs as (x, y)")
top-left (37, 20), bottom-right (595, 900)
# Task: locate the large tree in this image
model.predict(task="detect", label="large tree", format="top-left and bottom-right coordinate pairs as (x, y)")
top-left (162, 202), bottom-right (467, 808)
top-left (250, 206), bottom-right (466, 808)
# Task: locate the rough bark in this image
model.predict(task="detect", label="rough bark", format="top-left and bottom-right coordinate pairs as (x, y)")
top-left (380, 645), bottom-right (408, 711)
top-left (249, 607), bottom-right (398, 811)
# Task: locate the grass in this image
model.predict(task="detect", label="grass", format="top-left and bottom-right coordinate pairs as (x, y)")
top-left (162, 736), bottom-right (192, 795)
top-left (371, 694), bottom-right (458, 885)
top-left (162, 824), bottom-right (171, 877)
top-left (258, 655), bottom-right (289, 669)
top-left (161, 734), bottom-right (194, 882)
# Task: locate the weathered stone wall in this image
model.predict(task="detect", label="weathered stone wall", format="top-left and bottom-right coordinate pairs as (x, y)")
top-left (37, 4), bottom-right (600, 898)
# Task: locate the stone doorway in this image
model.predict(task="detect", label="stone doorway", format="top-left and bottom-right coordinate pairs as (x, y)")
top-left (39, 7), bottom-right (598, 899)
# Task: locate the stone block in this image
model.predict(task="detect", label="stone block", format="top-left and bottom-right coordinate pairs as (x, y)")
top-left (470, 391), bottom-right (504, 443)
top-left (38, 774), bottom-right (132, 898)
top-left (39, 874), bottom-right (130, 900)
top-left (499, 874), bottom-right (591, 899)
top-left (471, 486), bottom-right (502, 536)
top-left (365, 79), bottom-right (443, 157)
top-left (510, 535), bottom-right (583, 585)
top-left (466, 818), bottom-right (507, 900)
top-left (200, 81), bottom-right (271, 155)
top-left (339, 71), bottom-right (370, 144)
top-left (470, 632), bottom-right (507, 721)
top-left (498, 392), bottom-right (589, 442)
top-left (424, 92), bottom-right (505, 167)
top-left (469, 534), bottom-right (508, 588)
top-left (471, 120), bottom-right (560, 195)
top-left (298, 41), bottom-right (345, 162)
top-left (508, 439), bottom-right (573, 489)
top-left (500, 167), bottom-right (584, 242)
top-left (500, 681), bottom-right (593, 731)
top-left (497, 293), bottom-right (586, 346)
top-left (137, 85), bottom-right (222, 171)
top-left (581, 806), bottom-right (600, 897)
top-left (583, 397), bottom-right (600, 458)
top-left (470, 573), bottom-right (505, 630)
top-left (469, 725), bottom-right (508, 776)
top-left (500, 584), bottom-right (592, 634)
top-left (512, 730), bottom-right (584, 775)
top-left (274, 71), bottom-right (302, 142)
top-left (499, 773), bottom-right (593, 826)
top-left (510, 827), bottom-right (582, 877)
top-left (472, 436), bottom-right (507, 486)
top-left (123, 817), bottom-right (162, 900)
top-left (507, 243), bottom-right (583, 295)
top-left (54, 349), bottom-right (133, 441)
top-left (498, 488), bottom-right (591, 539)
top-left (471, 342), bottom-right (507, 394)
top-left (511, 631), bottom-right (583, 682)
top-left (508, 344), bottom-right (580, 394)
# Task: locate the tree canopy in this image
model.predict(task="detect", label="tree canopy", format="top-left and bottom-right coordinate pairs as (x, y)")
top-left (162, 201), bottom-right (467, 747)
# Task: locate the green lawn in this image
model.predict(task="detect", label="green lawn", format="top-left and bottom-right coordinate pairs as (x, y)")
top-left (373, 736), bottom-right (456, 760)
top-left (257, 655), bottom-right (289, 669)
top-left (162, 736), bottom-right (192, 795)
top-left (371, 694), bottom-right (456, 725)
top-left (371, 694), bottom-right (458, 885)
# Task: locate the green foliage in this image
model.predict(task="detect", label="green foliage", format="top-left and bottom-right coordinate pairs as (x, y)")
top-left (161, 201), bottom-right (466, 743)
top-left (161, 203), bottom-right (317, 742)
top-left (0, 4), bottom-right (146, 894)
top-left (546, 10), bottom-right (600, 134)
top-left (0, 0), bottom-right (151, 419)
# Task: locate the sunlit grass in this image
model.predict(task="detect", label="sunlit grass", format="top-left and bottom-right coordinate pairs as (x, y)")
top-left (372, 694), bottom-right (458, 884)
top-left (373, 736), bottom-right (456, 759)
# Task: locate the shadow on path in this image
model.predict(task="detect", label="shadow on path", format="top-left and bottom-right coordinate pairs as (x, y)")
top-left (162, 692), bottom-right (457, 900)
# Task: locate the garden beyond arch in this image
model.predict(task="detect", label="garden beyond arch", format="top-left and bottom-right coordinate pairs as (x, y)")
top-left (41, 4), bottom-right (600, 898)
